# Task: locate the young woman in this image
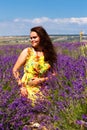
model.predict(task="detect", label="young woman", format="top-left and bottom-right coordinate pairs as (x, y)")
top-left (12, 26), bottom-right (57, 103)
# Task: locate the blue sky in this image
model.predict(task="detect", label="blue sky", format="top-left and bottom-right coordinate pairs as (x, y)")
top-left (0, 0), bottom-right (87, 36)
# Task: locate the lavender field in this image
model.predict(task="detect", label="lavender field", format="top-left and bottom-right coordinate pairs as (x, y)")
top-left (0, 41), bottom-right (87, 130)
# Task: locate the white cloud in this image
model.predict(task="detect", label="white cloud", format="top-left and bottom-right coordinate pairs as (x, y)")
top-left (69, 17), bottom-right (87, 24)
top-left (32, 17), bottom-right (51, 24)
top-left (0, 17), bottom-right (87, 36)
top-left (13, 17), bottom-right (87, 24)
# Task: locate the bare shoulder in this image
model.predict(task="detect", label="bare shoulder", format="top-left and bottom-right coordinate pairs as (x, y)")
top-left (17, 47), bottom-right (30, 61)
top-left (22, 47), bottom-right (29, 53)
top-left (21, 47), bottom-right (31, 56)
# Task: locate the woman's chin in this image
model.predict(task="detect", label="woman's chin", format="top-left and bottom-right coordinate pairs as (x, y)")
top-left (32, 45), bottom-right (38, 49)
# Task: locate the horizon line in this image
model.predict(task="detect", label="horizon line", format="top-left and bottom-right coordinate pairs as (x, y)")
top-left (0, 34), bottom-right (87, 37)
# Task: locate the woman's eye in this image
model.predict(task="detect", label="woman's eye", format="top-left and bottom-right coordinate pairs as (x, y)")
top-left (30, 36), bottom-right (37, 39)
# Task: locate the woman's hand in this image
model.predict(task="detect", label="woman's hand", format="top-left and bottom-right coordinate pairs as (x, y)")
top-left (20, 85), bottom-right (28, 97)
top-left (17, 78), bottom-right (22, 86)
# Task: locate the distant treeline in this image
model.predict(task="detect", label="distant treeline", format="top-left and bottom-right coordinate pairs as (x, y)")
top-left (0, 34), bottom-right (87, 45)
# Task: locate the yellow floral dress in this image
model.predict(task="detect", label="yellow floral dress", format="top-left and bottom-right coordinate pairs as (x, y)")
top-left (22, 48), bottom-right (50, 102)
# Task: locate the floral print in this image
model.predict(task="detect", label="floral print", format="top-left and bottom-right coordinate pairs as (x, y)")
top-left (22, 48), bottom-right (50, 101)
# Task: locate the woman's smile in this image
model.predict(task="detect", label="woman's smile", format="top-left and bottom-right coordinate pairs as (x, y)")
top-left (30, 31), bottom-right (40, 48)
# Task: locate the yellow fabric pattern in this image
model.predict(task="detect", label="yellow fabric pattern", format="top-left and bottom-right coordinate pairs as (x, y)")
top-left (22, 48), bottom-right (50, 102)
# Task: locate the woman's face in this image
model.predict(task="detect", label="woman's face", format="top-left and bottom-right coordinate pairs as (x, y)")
top-left (30, 31), bottom-right (40, 48)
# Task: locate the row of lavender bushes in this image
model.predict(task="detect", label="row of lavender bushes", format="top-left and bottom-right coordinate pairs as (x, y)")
top-left (0, 42), bottom-right (87, 130)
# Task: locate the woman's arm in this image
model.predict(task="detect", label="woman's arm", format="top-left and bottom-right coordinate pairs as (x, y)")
top-left (26, 77), bottom-right (47, 86)
top-left (12, 48), bottom-right (28, 85)
top-left (27, 72), bottom-right (56, 86)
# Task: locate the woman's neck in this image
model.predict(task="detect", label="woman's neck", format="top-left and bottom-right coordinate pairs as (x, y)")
top-left (33, 46), bottom-right (42, 52)
top-left (33, 47), bottom-right (44, 57)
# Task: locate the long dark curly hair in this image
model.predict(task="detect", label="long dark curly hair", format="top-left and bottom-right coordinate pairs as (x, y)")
top-left (30, 26), bottom-right (57, 68)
